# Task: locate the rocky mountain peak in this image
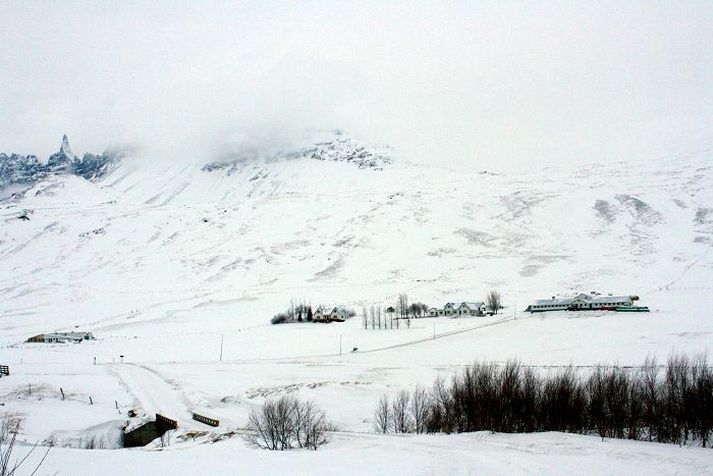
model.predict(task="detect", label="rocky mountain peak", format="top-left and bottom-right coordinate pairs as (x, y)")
top-left (60, 134), bottom-right (73, 157)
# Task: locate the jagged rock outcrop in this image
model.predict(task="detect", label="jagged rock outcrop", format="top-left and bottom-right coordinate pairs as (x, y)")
top-left (0, 135), bottom-right (121, 190)
top-left (47, 134), bottom-right (74, 170)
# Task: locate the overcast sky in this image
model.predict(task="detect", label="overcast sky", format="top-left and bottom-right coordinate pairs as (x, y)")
top-left (1, 1), bottom-right (711, 170)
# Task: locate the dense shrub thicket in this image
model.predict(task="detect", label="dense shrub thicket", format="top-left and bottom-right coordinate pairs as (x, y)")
top-left (374, 354), bottom-right (713, 447)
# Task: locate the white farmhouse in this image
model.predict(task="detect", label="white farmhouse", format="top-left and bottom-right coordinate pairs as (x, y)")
top-left (458, 302), bottom-right (486, 316)
top-left (313, 307), bottom-right (351, 322)
top-left (429, 302), bottom-right (485, 317)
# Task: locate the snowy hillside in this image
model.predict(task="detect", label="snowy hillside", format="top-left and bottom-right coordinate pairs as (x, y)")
top-left (1, 134), bottom-right (712, 472)
top-left (1, 134), bottom-right (711, 338)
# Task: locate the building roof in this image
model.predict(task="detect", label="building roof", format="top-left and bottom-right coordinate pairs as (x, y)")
top-left (460, 302), bottom-right (484, 309)
top-left (532, 293), bottom-right (632, 306)
top-left (316, 307), bottom-right (350, 316)
top-left (591, 296), bottom-right (631, 304)
top-left (532, 297), bottom-right (574, 306)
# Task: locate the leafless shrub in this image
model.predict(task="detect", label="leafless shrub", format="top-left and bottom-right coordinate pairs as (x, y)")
top-left (374, 354), bottom-right (713, 447)
top-left (1, 413), bottom-right (50, 476)
top-left (244, 396), bottom-right (331, 450)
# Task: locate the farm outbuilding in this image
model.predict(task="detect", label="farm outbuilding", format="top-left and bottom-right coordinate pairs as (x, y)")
top-left (27, 332), bottom-right (95, 343)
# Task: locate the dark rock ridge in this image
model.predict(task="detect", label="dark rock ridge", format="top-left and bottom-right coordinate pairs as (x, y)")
top-left (0, 135), bottom-right (121, 189)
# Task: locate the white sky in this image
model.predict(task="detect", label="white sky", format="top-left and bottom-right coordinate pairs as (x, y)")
top-left (1, 1), bottom-right (711, 170)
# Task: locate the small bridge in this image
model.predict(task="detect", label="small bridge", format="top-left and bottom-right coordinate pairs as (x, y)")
top-left (192, 412), bottom-right (219, 427)
top-left (124, 413), bottom-right (179, 447)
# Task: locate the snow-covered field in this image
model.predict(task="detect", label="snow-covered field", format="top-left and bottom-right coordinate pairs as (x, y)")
top-left (1, 136), bottom-right (712, 473)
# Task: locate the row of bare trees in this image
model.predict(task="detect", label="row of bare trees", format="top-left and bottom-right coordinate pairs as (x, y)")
top-left (362, 305), bottom-right (404, 330)
top-left (362, 294), bottom-right (430, 330)
top-left (244, 396), bottom-right (333, 450)
top-left (272, 299), bottom-right (314, 324)
top-left (374, 354), bottom-right (713, 447)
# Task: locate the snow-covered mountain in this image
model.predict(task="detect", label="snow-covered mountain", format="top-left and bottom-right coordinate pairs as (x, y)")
top-left (1, 132), bottom-right (711, 337)
top-left (2, 133), bottom-right (712, 470)
top-left (0, 135), bottom-right (121, 197)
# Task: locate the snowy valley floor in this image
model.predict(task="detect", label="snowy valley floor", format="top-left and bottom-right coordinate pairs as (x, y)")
top-left (2, 287), bottom-right (713, 474)
top-left (13, 430), bottom-right (713, 475)
top-left (1, 152), bottom-right (712, 473)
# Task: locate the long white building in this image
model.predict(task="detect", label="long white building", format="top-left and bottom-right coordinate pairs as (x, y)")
top-left (526, 293), bottom-right (636, 312)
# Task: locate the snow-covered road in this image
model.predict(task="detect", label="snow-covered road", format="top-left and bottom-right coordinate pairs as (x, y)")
top-left (110, 363), bottom-right (196, 428)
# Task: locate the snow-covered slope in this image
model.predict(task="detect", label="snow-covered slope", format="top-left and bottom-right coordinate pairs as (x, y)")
top-left (1, 134), bottom-right (711, 338)
top-left (1, 134), bottom-right (712, 472)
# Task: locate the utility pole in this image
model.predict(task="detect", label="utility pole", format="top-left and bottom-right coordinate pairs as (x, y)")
top-left (433, 321), bottom-right (436, 340)
top-left (219, 334), bottom-right (224, 362)
top-left (339, 334), bottom-right (342, 355)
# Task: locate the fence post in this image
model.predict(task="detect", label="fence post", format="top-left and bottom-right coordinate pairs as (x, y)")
top-left (89, 396), bottom-right (93, 405)
top-left (60, 387), bottom-right (65, 400)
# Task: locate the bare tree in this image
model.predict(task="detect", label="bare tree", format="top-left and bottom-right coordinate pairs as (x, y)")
top-left (303, 405), bottom-right (330, 450)
top-left (362, 306), bottom-right (368, 330)
top-left (245, 396), bottom-right (295, 450)
top-left (244, 396), bottom-right (331, 450)
top-left (376, 306), bottom-right (382, 331)
top-left (411, 385), bottom-right (430, 434)
top-left (486, 290), bottom-right (502, 314)
top-left (294, 399), bottom-right (330, 450)
top-left (374, 395), bottom-right (391, 433)
top-left (392, 390), bottom-right (412, 433)
top-left (409, 302), bottom-right (428, 318)
top-left (398, 294), bottom-right (409, 320)
top-left (369, 305), bottom-right (377, 330)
